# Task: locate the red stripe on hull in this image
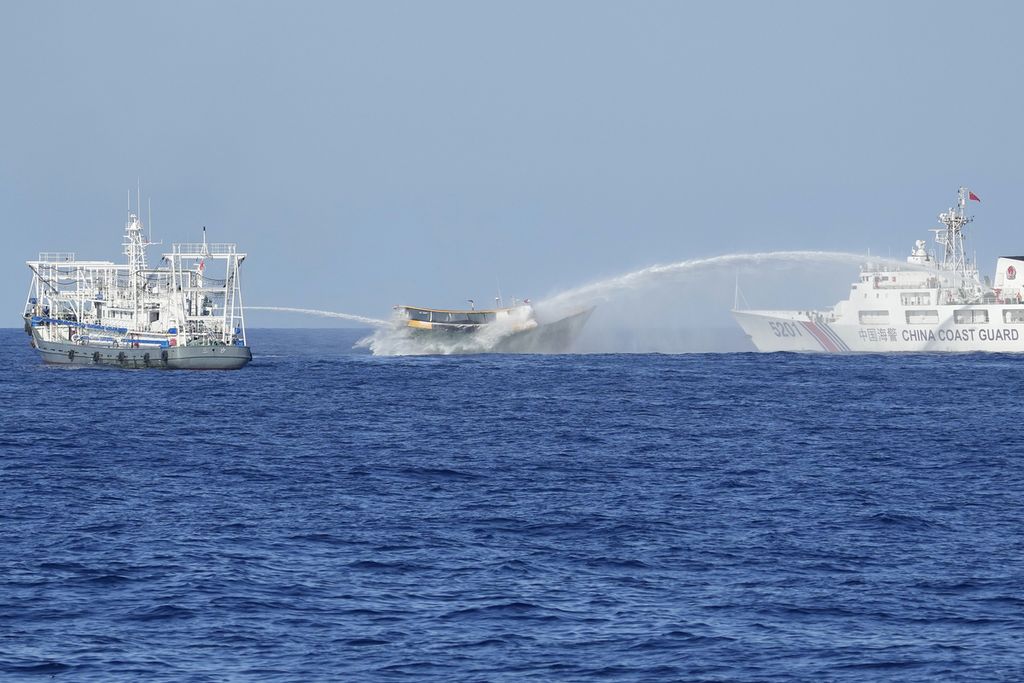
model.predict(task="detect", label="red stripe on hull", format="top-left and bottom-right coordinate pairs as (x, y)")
top-left (801, 321), bottom-right (839, 352)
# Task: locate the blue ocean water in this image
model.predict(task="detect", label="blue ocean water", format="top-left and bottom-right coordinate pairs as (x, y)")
top-left (2, 327), bottom-right (1023, 681)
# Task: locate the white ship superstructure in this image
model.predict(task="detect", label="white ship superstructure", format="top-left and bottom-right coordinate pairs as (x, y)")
top-left (23, 200), bottom-right (251, 369)
top-left (734, 187), bottom-right (1024, 352)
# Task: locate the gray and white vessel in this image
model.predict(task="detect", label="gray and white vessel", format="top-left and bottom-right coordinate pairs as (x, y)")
top-left (23, 199), bottom-right (251, 369)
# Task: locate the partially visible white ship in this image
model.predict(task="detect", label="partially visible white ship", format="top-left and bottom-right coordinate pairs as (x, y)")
top-left (23, 199), bottom-right (251, 369)
top-left (734, 187), bottom-right (1024, 352)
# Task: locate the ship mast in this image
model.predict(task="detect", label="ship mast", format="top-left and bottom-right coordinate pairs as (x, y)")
top-left (933, 187), bottom-right (981, 297)
top-left (124, 190), bottom-right (149, 321)
top-left (934, 187), bottom-right (974, 275)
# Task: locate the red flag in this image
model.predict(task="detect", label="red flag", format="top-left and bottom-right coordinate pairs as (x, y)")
top-left (969, 191), bottom-right (981, 202)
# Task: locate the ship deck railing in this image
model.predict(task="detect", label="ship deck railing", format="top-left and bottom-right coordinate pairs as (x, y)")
top-left (28, 258), bottom-right (118, 268)
top-left (31, 316), bottom-right (130, 334)
top-left (164, 243), bottom-right (241, 257)
top-left (35, 252), bottom-right (77, 262)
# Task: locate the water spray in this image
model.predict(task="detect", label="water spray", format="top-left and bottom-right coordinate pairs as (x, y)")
top-left (246, 306), bottom-right (390, 327)
top-left (250, 251), bottom-right (912, 355)
top-left (534, 250), bottom-right (909, 316)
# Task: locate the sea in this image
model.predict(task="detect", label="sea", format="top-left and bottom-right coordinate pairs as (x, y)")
top-left (2, 327), bottom-right (1023, 681)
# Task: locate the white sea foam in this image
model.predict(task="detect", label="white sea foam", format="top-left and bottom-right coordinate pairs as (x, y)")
top-left (358, 305), bottom-right (536, 356)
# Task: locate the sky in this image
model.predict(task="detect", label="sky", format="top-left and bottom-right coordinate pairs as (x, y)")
top-left (3, 0), bottom-right (1023, 332)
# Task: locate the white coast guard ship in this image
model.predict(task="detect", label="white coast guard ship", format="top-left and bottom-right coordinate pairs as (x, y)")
top-left (734, 187), bottom-right (1024, 353)
top-left (23, 199), bottom-right (251, 369)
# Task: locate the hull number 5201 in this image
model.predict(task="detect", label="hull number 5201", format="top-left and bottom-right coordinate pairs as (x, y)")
top-left (769, 321), bottom-right (803, 337)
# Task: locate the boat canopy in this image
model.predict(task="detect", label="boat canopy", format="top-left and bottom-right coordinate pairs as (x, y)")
top-left (400, 306), bottom-right (499, 325)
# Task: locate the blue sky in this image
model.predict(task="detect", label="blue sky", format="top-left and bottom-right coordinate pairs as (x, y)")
top-left (3, 1), bottom-right (1022, 328)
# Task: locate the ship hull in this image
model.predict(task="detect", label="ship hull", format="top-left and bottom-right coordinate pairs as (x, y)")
top-left (396, 307), bottom-right (594, 354)
top-left (493, 307), bottom-right (594, 353)
top-left (734, 308), bottom-right (1024, 353)
top-left (31, 330), bottom-right (252, 369)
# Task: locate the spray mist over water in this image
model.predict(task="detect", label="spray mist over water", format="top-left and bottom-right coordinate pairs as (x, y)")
top-left (533, 250), bottom-right (898, 317)
top-left (246, 306), bottom-right (390, 327)
top-left (358, 305), bottom-right (537, 356)
top-left (252, 251), bottom-right (910, 355)
top-left (361, 250), bottom-right (899, 355)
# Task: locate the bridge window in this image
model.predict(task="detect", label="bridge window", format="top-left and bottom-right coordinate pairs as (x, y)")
top-left (407, 309), bottom-right (432, 322)
top-left (859, 310), bottom-right (889, 324)
top-left (1003, 309), bottom-right (1024, 324)
top-left (954, 310), bottom-right (989, 324)
top-left (906, 309), bottom-right (939, 325)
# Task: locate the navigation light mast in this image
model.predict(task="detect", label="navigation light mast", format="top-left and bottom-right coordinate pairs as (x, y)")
top-left (935, 187), bottom-right (975, 276)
